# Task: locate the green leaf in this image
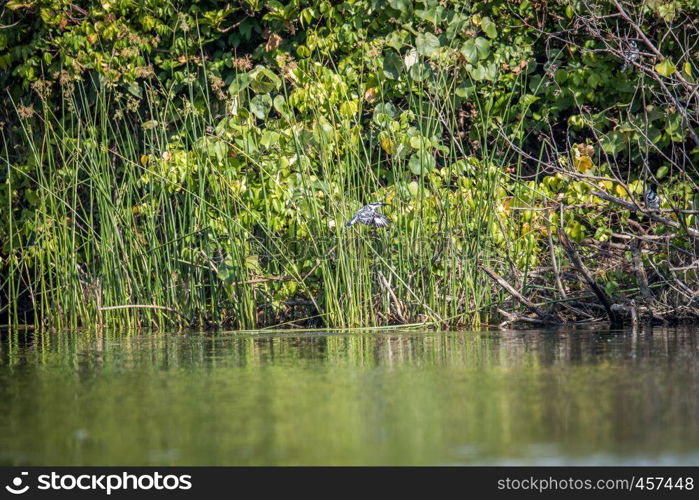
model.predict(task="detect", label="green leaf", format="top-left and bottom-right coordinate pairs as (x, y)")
top-left (373, 102), bottom-right (399, 126)
top-left (210, 140), bottom-right (228, 161)
top-left (385, 30), bottom-right (409, 51)
top-left (261, 130), bottom-right (280, 149)
top-left (519, 94), bottom-right (539, 107)
top-left (415, 7), bottom-right (444, 25)
top-left (468, 64), bottom-right (486, 81)
top-left (655, 59), bottom-right (676, 77)
top-left (408, 151), bottom-right (436, 175)
top-left (600, 131), bottom-right (625, 155)
top-left (455, 80), bottom-right (475, 98)
top-left (273, 94), bottom-right (290, 117)
top-left (388, 0), bottom-right (411, 12)
top-left (482, 62), bottom-right (499, 81)
top-left (249, 66), bottom-right (281, 93)
top-left (460, 37), bottom-right (490, 63)
top-left (127, 82), bottom-right (142, 98)
top-left (383, 52), bottom-right (403, 80)
top-left (250, 94), bottom-right (272, 120)
top-left (460, 40), bottom-right (478, 64)
top-left (415, 32), bottom-right (440, 57)
top-left (646, 126), bottom-right (662, 144)
top-left (409, 136), bottom-right (430, 150)
top-left (656, 165), bottom-right (669, 179)
top-left (481, 16), bottom-right (497, 38)
top-left (296, 45), bottom-right (311, 57)
top-left (228, 73), bottom-right (250, 95)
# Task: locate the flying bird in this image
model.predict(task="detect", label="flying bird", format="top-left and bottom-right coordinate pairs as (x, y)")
top-left (345, 202), bottom-right (391, 228)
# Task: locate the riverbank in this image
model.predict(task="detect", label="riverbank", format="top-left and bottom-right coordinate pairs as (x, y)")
top-left (1, 1), bottom-right (698, 330)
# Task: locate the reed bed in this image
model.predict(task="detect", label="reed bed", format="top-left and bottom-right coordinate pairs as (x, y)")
top-left (1, 54), bottom-right (544, 331)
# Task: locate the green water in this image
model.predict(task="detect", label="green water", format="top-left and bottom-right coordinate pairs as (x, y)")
top-left (1, 328), bottom-right (698, 465)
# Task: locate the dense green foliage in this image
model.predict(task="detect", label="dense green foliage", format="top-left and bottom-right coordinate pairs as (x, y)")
top-left (1, 0), bottom-right (698, 329)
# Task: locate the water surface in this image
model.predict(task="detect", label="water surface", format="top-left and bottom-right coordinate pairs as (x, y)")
top-left (1, 327), bottom-right (698, 465)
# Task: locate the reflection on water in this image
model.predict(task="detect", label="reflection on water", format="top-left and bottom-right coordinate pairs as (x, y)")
top-left (0, 327), bottom-right (697, 465)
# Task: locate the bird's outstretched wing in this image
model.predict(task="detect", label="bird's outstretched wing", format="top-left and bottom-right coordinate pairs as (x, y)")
top-left (372, 212), bottom-right (391, 227)
top-left (345, 210), bottom-right (360, 227)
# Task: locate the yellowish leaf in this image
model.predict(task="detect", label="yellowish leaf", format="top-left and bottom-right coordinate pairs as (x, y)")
top-left (573, 143), bottom-right (595, 173)
top-left (655, 59), bottom-right (676, 77)
top-left (573, 155), bottom-right (593, 173)
top-left (381, 137), bottom-right (396, 155)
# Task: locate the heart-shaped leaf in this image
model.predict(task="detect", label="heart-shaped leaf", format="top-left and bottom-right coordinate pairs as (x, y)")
top-left (455, 80), bottom-right (475, 98)
top-left (416, 32), bottom-right (440, 56)
top-left (481, 16), bottom-right (497, 38)
top-left (408, 150), bottom-right (436, 175)
top-left (249, 66), bottom-right (281, 93)
top-left (273, 94), bottom-right (290, 117)
top-left (383, 52), bottom-right (403, 80)
top-left (460, 37), bottom-right (490, 63)
top-left (655, 59), bottom-right (676, 77)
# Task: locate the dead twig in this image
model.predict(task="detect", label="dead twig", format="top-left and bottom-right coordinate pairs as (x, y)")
top-left (377, 271), bottom-right (407, 323)
top-left (557, 229), bottom-right (622, 327)
top-left (545, 207), bottom-right (567, 299)
top-left (496, 308), bottom-right (553, 328)
top-left (482, 265), bottom-right (561, 324)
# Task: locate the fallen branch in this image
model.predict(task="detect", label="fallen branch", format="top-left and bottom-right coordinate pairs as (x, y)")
top-left (557, 229), bottom-right (622, 327)
top-left (481, 265), bottom-right (561, 324)
top-left (610, 303), bottom-right (699, 323)
top-left (497, 308), bottom-right (554, 328)
top-left (669, 260), bottom-right (699, 272)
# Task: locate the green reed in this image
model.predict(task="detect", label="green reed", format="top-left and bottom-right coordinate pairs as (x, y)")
top-left (1, 57), bottom-right (532, 331)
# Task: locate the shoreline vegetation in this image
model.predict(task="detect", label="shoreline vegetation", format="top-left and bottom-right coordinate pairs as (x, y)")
top-left (1, 1), bottom-right (698, 331)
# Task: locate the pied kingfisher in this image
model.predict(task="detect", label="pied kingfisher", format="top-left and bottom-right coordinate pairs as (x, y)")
top-left (621, 40), bottom-right (639, 72)
top-left (643, 186), bottom-right (661, 210)
top-left (345, 202), bottom-right (391, 228)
